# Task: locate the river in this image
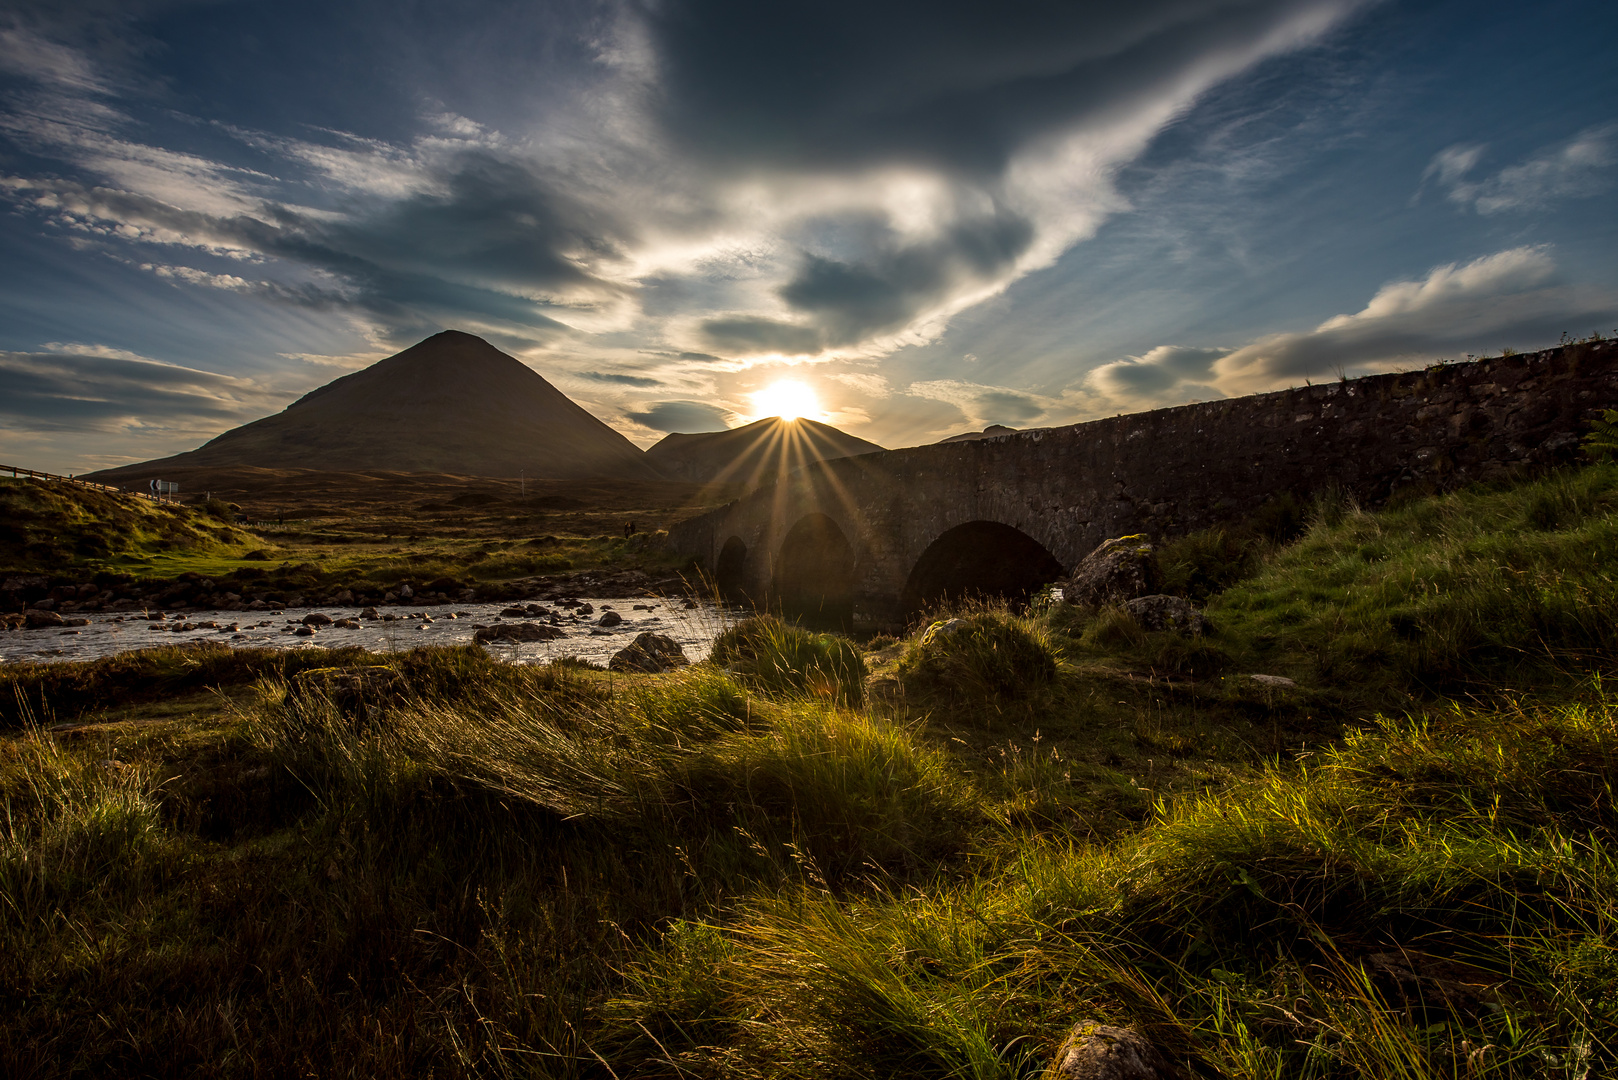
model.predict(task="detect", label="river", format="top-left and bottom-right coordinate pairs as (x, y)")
top-left (1, 598), bottom-right (743, 668)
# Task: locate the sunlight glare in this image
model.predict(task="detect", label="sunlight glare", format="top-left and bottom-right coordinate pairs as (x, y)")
top-left (751, 380), bottom-right (821, 421)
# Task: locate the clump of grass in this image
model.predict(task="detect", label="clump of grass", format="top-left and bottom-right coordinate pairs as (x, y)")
top-left (897, 602), bottom-right (1061, 709)
top-left (710, 615), bottom-right (867, 705)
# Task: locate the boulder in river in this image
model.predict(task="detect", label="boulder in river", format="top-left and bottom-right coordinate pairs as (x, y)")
top-left (608, 632), bottom-right (689, 674)
top-left (474, 622), bottom-right (567, 643)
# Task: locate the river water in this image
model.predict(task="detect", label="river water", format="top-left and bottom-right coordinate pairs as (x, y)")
top-left (0, 598), bottom-right (743, 668)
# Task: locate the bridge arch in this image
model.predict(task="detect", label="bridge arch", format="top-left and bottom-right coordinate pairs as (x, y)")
top-left (772, 512), bottom-right (855, 628)
top-left (715, 536), bottom-right (748, 598)
top-left (899, 520), bottom-right (1063, 619)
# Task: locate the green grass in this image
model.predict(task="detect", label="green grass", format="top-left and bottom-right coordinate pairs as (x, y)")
top-left (0, 478), bottom-right (256, 571)
top-left (4, 464), bottom-right (1618, 1076)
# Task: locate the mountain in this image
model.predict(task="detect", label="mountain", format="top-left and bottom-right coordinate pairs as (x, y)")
top-left (938, 424), bottom-right (1020, 443)
top-left (645, 417), bottom-right (884, 486)
top-left (87, 331), bottom-right (662, 482)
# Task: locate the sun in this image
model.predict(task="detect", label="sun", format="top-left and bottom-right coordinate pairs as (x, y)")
top-left (750, 379), bottom-right (821, 421)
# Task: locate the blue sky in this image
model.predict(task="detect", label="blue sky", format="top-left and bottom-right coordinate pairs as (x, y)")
top-left (1, 0), bottom-right (1614, 473)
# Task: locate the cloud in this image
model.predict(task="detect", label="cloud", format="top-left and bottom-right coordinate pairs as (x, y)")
top-left (624, 400), bottom-right (734, 433)
top-left (700, 316), bottom-right (824, 356)
top-left (908, 378), bottom-right (1050, 427)
top-left (0, 347), bottom-right (282, 432)
top-left (777, 208), bottom-right (1035, 347)
top-left (1081, 247), bottom-right (1618, 409)
top-left (1425, 125), bottom-right (1617, 215)
top-left (577, 370), bottom-right (662, 387)
top-left (1088, 346), bottom-right (1229, 396)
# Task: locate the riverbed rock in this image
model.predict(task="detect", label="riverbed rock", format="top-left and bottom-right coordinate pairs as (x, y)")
top-left (608, 632), bottom-right (689, 674)
top-left (25, 609), bottom-right (65, 628)
top-left (302, 612), bottom-right (334, 626)
top-left (473, 621), bottom-right (567, 643)
top-left (1065, 535), bottom-right (1161, 609)
top-left (1122, 595), bottom-right (1206, 635)
top-left (294, 625), bottom-right (317, 637)
top-left (1045, 1023), bottom-right (1181, 1080)
top-left (598, 610), bottom-right (623, 627)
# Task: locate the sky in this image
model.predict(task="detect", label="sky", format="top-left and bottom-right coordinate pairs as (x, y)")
top-left (1, 0), bottom-right (1615, 474)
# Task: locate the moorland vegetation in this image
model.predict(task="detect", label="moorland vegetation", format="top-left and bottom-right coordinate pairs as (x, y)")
top-left (4, 462), bottom-right (1618, 1077)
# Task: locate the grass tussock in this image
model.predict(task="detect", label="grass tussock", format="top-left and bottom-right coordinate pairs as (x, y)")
top-left (711, 615), bottom-right (868, 705)
top-left (897, 602), bottom-right (1062, 711)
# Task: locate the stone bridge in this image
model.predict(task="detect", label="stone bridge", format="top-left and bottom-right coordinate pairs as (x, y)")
top-left (665, 340), bottom-right (1618, 631)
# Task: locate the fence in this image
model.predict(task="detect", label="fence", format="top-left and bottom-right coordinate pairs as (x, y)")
top-left (1, 464), bottom-right (159, 502)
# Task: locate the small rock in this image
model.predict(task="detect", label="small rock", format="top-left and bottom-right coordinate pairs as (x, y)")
top-left (633, 604), bottom-right (653, 610)
top-left (598, 610), bottom-right (623, 627)
top-left (1047, 1022), bottom-right (1180, 1080)
top-left (360, 607), bottom-right (380, 619)
top-left (302, 612), bottom-right (333, 626)
top-left (576, 603), bottom-right (595, 616)
top-left (1122, 595), bottom-right (1206, 635)
top-left (1247, 674), bottom-right (1297, 688)
top-left (398, 584), bottom-right (414, 599)
top-left (24, 609), bottom-right (65, 629)
top-left (920, 617), bottom-right (970, 646)
top-left (608, 632), bottom-right (690, 674)
top-left (333, 618), bottom-right (360, 629)
top-left (295, 625), bottom-right (317, 637)
top-left (682, 599), bottom-right (698, 609)
top-left (500, 606), bottom-right (529, 617)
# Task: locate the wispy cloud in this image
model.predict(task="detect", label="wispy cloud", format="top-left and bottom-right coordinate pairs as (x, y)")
top-left (1423, 124), bottom-right (1617, 215)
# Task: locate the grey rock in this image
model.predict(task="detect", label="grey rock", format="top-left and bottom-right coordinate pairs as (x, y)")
top-left (1122, 595), bottom-right (1206, 635)
top-left (1065, 535), bottom-right (1161, 609)
top-left (608, 632), bottom-right (690, 674)
top-left (1247, 673), bottom-right (1297, 688)
top-left (398, 584), bottom-right (414, 599)
top-left (1046, 1023), bottom-right (1180, 1080)
top-left (474, 621), bottom-right (567, 643)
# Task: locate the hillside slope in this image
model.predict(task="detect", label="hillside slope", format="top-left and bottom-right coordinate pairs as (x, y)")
top-left (645, 416), bottom-right (883, 485)
top-left (87, 331), bottom-right (662, 482)
top-left (0, 478), bottom-right (253, 572)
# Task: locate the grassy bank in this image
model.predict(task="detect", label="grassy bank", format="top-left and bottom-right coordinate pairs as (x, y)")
top-left (1, 475), bottom-right (697, 604)
top-left (3, 466), bottom-right (1617, 1076)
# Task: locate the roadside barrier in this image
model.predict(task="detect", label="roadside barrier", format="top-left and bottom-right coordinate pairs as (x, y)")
top-left (1, 463), bottom-right (159, 501)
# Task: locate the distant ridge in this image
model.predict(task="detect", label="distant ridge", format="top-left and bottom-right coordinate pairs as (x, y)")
top-left (645, 416), bottom-right (883, 486)
top-left (938, 424), bottom-right (1020, 443)
top-left (88, 331), bottom-right (662, 482)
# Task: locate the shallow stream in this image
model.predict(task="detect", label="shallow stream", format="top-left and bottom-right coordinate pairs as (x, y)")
top-left (0, 598), bottom-right (742, 668)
